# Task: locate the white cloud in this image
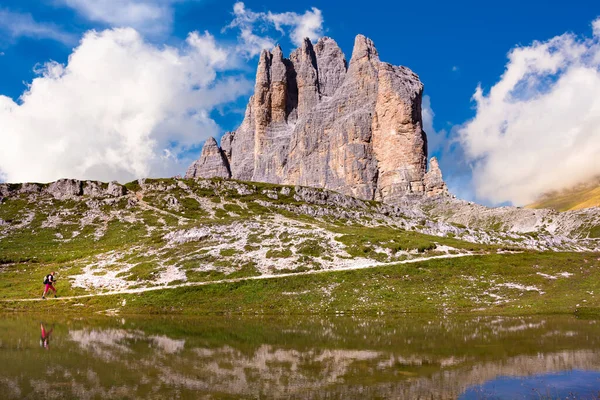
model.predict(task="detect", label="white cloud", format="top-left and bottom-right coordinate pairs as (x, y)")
top-left (0, 9), bottom-right (77, 45)
top-left (225, 2), bottom-right (324, 57)
top-left (458, 18), bottom-right (600, 206)
top-left (422, 94), bottom-right (475, 201)
top-left (593, 17), bottom-right (600, 38)
top-left (422, 95), bottom-right (447, 154)
top-left (0, 28), bottom-right (252, 183)
top-left (266, 7), bottom-right (323, 46)
top-left (452, 65), bottom-right (459, 72)
top-left (238, 28), bottom-right (275, 58)
top-left (55, 0), bottom-right (181, 37)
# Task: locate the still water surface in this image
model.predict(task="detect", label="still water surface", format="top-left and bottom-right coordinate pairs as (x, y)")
top-left (0, 314), bottom-right (599, 399)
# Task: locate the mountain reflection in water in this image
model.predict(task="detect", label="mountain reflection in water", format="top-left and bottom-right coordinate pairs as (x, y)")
top-left (0, 315), bottom-right (599, 399)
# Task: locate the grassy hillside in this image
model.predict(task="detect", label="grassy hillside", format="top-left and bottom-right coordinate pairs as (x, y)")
top-left (527, 180), bottom-right (600, 211)
top-left (0, 178), bottom-right (506, 301)
top-left (1, 177), bottom-right (599, 315)
top-left (3, 252), bottom-right (600, 316)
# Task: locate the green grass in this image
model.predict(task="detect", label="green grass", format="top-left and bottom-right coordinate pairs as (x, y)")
top-left (178, 197), bottom-right (202, 211)
top-left (330, 225), bottom-right (498, 262)
top-left (3, 252), bottom-right (600, 316)
top-left (0, 260), bottom-right (88, 299)
top-left (296, 239), bottom-right (326, 257)
top-left (2, 177), bottom-right (594, 317)
top-left (124, 180), bottom-right (141, 192)
top-left (0, 197), bottom-right (30, 223)
top-left (266, 249), bottom-right (293, 259)
top-left (223, 203), bottom-right (244, 214)
top-left (0, 197), bottom-right (165, 264)
top-left (214, 209), bottom-right (229, 219)
top-left (183, 261), bottom-right (260, 283)
top-left (219, 248), bottom-right (238, 257)
top-left (118, 261), bottom-right (161, 281)
top-left (588, 225), bottom-right (600, 239)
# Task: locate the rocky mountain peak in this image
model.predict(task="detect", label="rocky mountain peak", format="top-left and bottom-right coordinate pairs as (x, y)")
top-left (271, 44), bottom-right (284, 58)
top-left (186, 137), bottom-right (230, 179)
top-left (350, 34), bottom-right (379, 64)
top-left (424, 157), bottom-right (449, 197)
top-left (314, 37), bottom-right (347, 97)
top-left (185, 34), bottom-right (449, 204)
top-left (0, 179), bottom-right (127, 202)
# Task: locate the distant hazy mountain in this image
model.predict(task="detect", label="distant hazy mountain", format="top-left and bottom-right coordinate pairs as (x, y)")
top-left (527, 178), bottom-right (600, 211)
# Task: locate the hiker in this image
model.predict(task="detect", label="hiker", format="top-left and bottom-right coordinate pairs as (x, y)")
top-left (40, 323), bottom-right (53, 349)
top-left (42, 272), bottom-right (57, 299)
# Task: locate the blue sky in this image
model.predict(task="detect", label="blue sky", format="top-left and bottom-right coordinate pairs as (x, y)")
top-left (1, 0), bottom-right (599, 205)
top-left (460, 370), bottom-right (600, 399)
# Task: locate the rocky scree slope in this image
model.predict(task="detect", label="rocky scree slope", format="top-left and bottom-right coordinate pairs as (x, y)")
top-left (420, 197), bottom-right (600, 243)
top-left (0, 178), bottom-right (598, 295)
top-left (186, 35), bottom-right (448, 204)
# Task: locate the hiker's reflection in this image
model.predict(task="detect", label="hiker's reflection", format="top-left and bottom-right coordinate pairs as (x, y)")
top-left (40, 323), bottom-right (53, 349)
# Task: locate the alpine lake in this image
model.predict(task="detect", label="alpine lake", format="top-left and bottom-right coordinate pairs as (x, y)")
top-left (0, 314), bottom-right (599, 399)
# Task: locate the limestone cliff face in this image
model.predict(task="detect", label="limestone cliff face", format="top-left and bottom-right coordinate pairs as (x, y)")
top-left (186, 34), bottom-right (448, 203)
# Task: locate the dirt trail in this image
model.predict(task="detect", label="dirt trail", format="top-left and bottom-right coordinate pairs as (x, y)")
top-left (3, 253), bottom-right (476, 302)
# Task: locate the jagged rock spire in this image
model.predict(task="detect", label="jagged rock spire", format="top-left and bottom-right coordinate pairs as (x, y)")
top-left (349, 34), bottom-right (379, 64)
top-left (289, 38), bottom-right (320, 118)
top-left (185, 137), bottom-right (230, 179)
top-left (314, 37), bottom-right (347, 97)
top-left (186, 34), bottom-right (450, 204)
top-left (424, 157), bottom-right (449, 197)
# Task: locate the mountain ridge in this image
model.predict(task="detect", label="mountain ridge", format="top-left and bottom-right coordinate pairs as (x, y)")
top-left (1, 176), bottom-right (599, 315)
top-left (186, 34), bottom-right (448, 203)
top-left (527, 178), bottom-right (600, 211)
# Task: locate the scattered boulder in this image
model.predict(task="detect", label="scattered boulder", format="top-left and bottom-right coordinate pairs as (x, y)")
top-left (0, 184), bottom-right (9, 200)
top-left (107, 181), bottom-right (126, 197)
top-left (127, 198), bottom-right (138, 208)
top-left (83, 181), bottom-right (104, 197)
top-left (163, 227), bottom-right (211, 244)
top-left (19, 183), bottom-right (42, 194)
top-left (293, 186), bottom-right (368, 210)
top-left (262, 189), bottom-right (278, 200)
top-left (165, 195), bottom-right (180, 210)
top-left (223, 181), bottom-right (254, 196)
top-left (85, 199), bottom-right (101, 209)
top-left (46, 179), bottom-right (83, 200)
top-left (1, 179), bottom-right (126, 201)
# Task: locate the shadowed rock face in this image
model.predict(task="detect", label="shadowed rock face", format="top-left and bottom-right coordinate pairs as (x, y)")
top-left (186, 34), bottom-right (448, 204)
top-left (185, 137), bottom-right (230, 179)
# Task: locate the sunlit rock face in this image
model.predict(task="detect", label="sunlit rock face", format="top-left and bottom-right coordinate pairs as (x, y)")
top-left (185, 35), bottom-right (448, 204)
top-left (424, 157), bottom-right (448, 198)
